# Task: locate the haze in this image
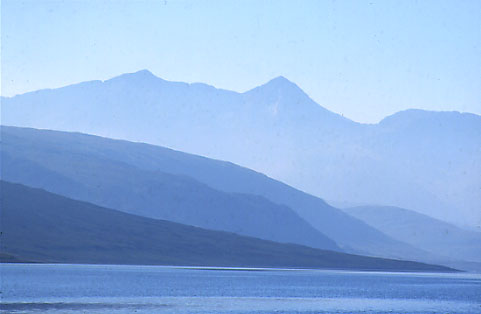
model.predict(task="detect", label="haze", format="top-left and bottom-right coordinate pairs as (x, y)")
top-left (2, 2), bottom-right (481, 311)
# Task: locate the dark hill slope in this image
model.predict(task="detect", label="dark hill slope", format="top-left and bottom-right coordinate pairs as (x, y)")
top-left (0, 181), bottom-right (455, 272)
top-left (0, 151), bottom-right (339, 252)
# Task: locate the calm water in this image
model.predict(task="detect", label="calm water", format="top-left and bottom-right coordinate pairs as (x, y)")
top-left (1, 264), bottom-right (480, 314)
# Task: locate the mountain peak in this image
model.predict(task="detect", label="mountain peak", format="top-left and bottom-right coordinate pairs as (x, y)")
top-left (265, 76), bottom-right (297, 88)
top-left (135, 69), bottom-right (154, 75)
top-left (244, 75), bottom-right (305, 97)
top-left (242, 75), bottom-right (351, 120)
top-left (127, 69), bottom-right (157, 79)
top-left (105, 69), bottom-right (162, 85)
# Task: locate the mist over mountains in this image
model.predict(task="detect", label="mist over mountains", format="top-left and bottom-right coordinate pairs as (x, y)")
top-left (2, 70), bottom-right (479, 226)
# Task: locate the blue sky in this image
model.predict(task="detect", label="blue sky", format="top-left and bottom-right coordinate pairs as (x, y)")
top-left (2, 0), bottom-right (480, 123)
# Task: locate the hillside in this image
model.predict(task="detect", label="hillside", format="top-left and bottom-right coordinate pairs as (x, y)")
top-left (0, 141), bottom-right (339, 253)
top-left (1, 126), bottom-right (431, 261)
top-left (0, 181), bottom-right (455, 272)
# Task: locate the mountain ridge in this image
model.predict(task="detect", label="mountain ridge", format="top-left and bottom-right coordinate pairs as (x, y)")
top-left (2, 70), bottom-right (479, 226)
top-left (2, 70), bottom-right (480, 124)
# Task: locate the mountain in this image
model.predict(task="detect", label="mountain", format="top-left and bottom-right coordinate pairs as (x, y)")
top-left (343, 205), bottom-right (481, 263)
top-left (2, 70), bottom-right (479, 226)
top-left (0, 130), bottom-right (339, 252)
top-left (0, 181), bottom-right (455, 272)
top-left (1, 126), bottom-right (433, 262)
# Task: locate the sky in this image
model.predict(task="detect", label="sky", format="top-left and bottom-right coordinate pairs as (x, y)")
top-left (2, 0), bottom-right (480, 123)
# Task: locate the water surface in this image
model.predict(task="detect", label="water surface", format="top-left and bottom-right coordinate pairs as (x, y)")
top-left (1, 264), bottom-right (480, 313)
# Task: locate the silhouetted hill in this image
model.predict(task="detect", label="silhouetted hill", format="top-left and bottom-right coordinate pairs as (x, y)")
top-left (0, 181), bottom-right (455, 272)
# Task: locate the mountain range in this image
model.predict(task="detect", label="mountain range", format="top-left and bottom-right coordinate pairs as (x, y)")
top-left (0, 126), bottom-right (339, 252)
top-left (4, 125), bottom-right (478, 271)
top-left (2, 125), bottom-right (431, 258)
top-left (1, 181), bottom-right (454, 272)
top-left (2, 70), bottom-right (480, 226)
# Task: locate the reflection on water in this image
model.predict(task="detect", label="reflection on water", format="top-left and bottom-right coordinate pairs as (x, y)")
top-left (1, 264), bottom-right (481, 314)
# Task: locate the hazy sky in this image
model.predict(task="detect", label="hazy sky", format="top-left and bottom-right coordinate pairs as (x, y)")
top-left (2, 0), bottom-right (480, 123)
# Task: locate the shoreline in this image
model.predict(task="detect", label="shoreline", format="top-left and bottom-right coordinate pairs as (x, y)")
top-left (0, 262), bottom-right (465, 274)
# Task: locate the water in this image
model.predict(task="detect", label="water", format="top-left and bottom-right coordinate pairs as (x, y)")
top-left (1, 264), bottom-right (480, 314)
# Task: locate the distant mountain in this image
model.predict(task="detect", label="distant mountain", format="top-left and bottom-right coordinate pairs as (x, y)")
top-left (2, 70), bottom-right (479, 226)
top-left (343, 205), bottom-right (481, 263)
top-left (0, 181), bottom-right (455, 272)
top-left (2, 126), bottom-right (433, 262)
